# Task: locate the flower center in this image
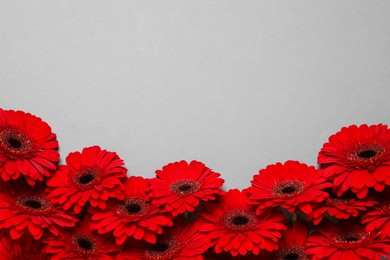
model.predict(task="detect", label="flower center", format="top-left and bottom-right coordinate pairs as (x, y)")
top-left (273, 181), bottom-right (304, 197)
top-left (224, 210), bottom-right (256, 231)
top-left (73, 235), bottom-right (96, 253)
top-left (170, 180), bottom-right (200, 196)
top-left (357, 149), bottom-right (377, 159)
top-left (276, 246), bottom-right (307, 260)
top-left (142, 238), bottom-right (180, 260)
top-left (70, 167), bottom-right (100, 189)
top-left (118, 197), bottom-right (148, 220)
top-left (333, 231), bottom-right (366, 247)
top-left (0, 128), bottom-right (34, 159)
top-left (126, 203), bottom-right (141, 213)
top-left (78, 173), bottom-right (95, 184)
top-left (348, 143), bottom-right (386, 169)
top-left (77, 238), bottom-right (94, 251)
top-left (16, 194), bottom-right (51, 213)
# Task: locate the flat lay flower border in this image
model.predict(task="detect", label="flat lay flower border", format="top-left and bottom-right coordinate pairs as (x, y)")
top-left (0, 108), bottom-right (390, 260)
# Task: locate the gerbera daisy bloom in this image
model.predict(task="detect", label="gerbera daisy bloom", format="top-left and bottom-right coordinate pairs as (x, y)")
top-left (318, 124), bottom-right (390, 198)
top-left (0, 181), bottom-right (78, 240)
top-left (117, 219), bottom-right (208, 260)
top-left (46, 146), bottom-right (127, 213)
top-left (361, 191), bottom-right (390, 239)
top-left (198, 189), bottom-right (286, 257)
top-left (0, 108), bottom-right (59, 185)
top-left (248, 160), bottom-right (331, 215)
top-left (306, 221), bottom-right (390, 260)
top-left (307, 190), bottom-right (377, 225)
top-left (0, 233), bottom-right (47, 260)
top-left (269, 221), bottom-right (309, 260)
top-left (44, 216), bottom-right (120, 260)
top-left (148, 160), bottom-right (224, 217)
top-left (90, 176), bottom-right (173, 245)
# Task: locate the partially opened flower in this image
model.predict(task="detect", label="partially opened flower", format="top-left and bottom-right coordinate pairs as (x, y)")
top-left (47, 146), bottom-right (127, 213)
top-left (0, 108), bottom-right (59, 185)
top-left (361, 192), bottom-right (390, 239)
top-left (44, 216), bottom-right (120, 260)
top-left (0, 181), bottom-right (78, 240)
top-left (306, 221), bottom-right (390, 260)
top-left (199, 189), bottom-right (286, 257)
top-left (248, 160), bottom-right (331, 215)
top-left (90, 176), bottom-right (173, 245)
top-left (318, 124), bottom-right (390, 198)
top-left (308, 190), bottom-right (377, 225)
top-left (271, 221), bottom-right (309, 260)
top-left (0, 233), bottom-right (47, 260)
top-left (118, 219), bottom-right (208, 260)
top-left (148, 160), bottom-right (224, 217)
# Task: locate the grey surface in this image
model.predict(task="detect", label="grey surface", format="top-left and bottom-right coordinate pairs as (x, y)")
top-left (1, 1), bottom-right (390, 189)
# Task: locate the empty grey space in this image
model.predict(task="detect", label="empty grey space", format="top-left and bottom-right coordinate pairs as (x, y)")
top-left (1, 1), bottom-right (390, 189)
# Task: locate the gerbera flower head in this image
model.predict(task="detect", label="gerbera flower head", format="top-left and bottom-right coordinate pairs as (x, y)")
top-left (248, 160), bottom-right (331, 215)
top-left (0, 181), bottom-right (78, 240)
top-left (117, 219), bottom-right (208, 260)
top-left (46, 146), bottom-right (127, 213)
top-left (0, 108), bottom-right (59, 185)
top-left (361, 191), bottom-right (390, 239)
top-left (90, 176), bottom-right (173, 245)
top-left (44, 216), bottom-right (120, 260)
top-left (271, 221), bottom-right (309, 260)
top-left (306, 221), bottom-right (390, 260)
top-left (308, 190), bottom-right (378, 225)
top-left (199, 189), bottom-right (287, 257)
top-left (148, 160), bottom-right (225, 217)
top-left (0, 233), bottom-right (47, 260)
top-left (318, 124), bottom-right (390, 198)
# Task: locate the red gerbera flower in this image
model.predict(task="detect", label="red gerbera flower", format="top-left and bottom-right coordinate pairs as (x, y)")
top-left (248, 160), bottom-right (331, 215)
top-left (0, 109), bottom-right (59, 185)
top-left (0, 182), bottom-right (78, 240)
top-left (117, 219), bottom-right (208, 260)
top-left (198, 189), bottom-right (286, 257)
top-left (318, 124), bottom-right (390, 198)
top-left (306, 221), bottom-right (390, 260)
top-left (307, 190), bottom-right (377, 225)
top-left (44, 216), bottom-right (120, 260)
top-left (90, 176), bottom-right (173, 245)
top-left (46, 146), bottom-right (127, 213)
top-left (270, 221), bottom-right (309, 260)
top-left (0, 233), bottom-right (47, 260)
top-left (361, 192), bottom-right (390, 239)
top-left (148, 160), bottom-right (224, 217)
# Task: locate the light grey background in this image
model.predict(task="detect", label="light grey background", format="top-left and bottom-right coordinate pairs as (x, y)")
top-left (1, 1), bottom-right (390, 189)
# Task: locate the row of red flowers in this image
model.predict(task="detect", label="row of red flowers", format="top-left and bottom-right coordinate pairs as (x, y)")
top-left (0, 108), bottom-right (390, 259)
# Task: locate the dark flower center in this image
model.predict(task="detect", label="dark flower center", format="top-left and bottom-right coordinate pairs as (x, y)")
top-left (126, 203), bottom-right (141, 213)
top-left (224, 210), bottom-right (256, 231)
top-left (273, 181), bottom-right (304, 197)
top-left (153, 243), bottom-right (169, 252)
top-left (119, 197), bottom-right (148, 218)
top-left (284, 253), bottom-right (299, 260)
top-left (276, 246), bottom-right (307, 260)
top-left (0, 128), bottom-right (33, 158)
top-left (143, 238), bottom-right (180, 260)
top-left (76, 237), bottom-right (94, 251)
top-left (71, 167), bottom-right (100, 188)
top-left (334, 231), bottom-right (366, 245)
top-left (78, 173), bottom-right (95, 184)
top-left (8, 137), bottom-right (22, 148)
top-left (16, 194), bottom-right (51, 213)
top-left (357, 149), bottom-right (377, 159)
top-left (170, 180), bottom-right (200, 196)
top-left (232, 216), bottom-right (248, 226)
top-left (24, 199), bottom-right (42, 209)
